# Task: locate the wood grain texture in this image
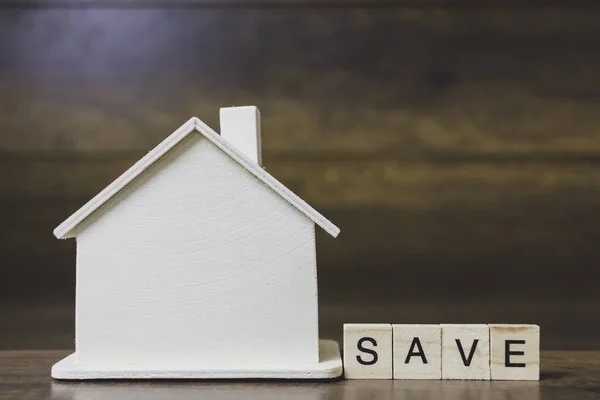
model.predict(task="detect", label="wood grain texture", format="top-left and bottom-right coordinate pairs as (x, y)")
top-left (2, 350), bottom-right (600, 400)
top-left (393, 324), bottom-right (441, 380)
top-left (490, 324), bottom-right (540, 381)
top-left (343, 324), bottom-right (393, 379)
top-left (72, 132), bottom-right (324, 371)
top-left (3, 8), bottom-right (600, 317)
top-left (1, 9), bottom-right (599, 154)
top-left (441, 324), bottom-right (490, 380)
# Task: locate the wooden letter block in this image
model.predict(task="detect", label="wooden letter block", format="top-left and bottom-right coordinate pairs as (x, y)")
top-left (490, 324), bottom-right (540, 380)
top-left (441, 324), bottom-right (490, 380)
top-left (343, 324), bottom-right (393, 379)
top-left (393, 324), bottom-right (441, 380)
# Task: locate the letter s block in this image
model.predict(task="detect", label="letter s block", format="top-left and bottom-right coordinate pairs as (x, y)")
top-left (490, 324), bottom-right (540, 380)
top-left (343, 324), bottom-right (392, 379)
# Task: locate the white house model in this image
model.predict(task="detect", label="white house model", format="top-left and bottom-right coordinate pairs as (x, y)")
top-left (51, 106), bottom-right (342, 380)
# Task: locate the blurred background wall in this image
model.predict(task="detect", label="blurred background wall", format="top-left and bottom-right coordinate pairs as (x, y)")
top-left (1, 2), bottom-right (600, 350)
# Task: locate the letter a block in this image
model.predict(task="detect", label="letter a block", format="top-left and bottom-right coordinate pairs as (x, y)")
top-left (343, 324), bottom-right (392, 379)
top-left (393, 324), bottom-right (441, 379)
top-left (490, 324), bottom-right (540, 380)
top-left (441, 324), bottom-right (490, 380)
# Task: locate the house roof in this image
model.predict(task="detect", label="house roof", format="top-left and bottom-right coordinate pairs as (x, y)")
top-left (53, 117), bottom-right (340, 239)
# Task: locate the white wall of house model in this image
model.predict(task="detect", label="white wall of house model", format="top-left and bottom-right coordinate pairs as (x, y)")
top-left (51, 106), bottom-right (342, 380)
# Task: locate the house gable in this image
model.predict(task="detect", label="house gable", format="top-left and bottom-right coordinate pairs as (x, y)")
top-left (54, 117), bottom-right (340, 239)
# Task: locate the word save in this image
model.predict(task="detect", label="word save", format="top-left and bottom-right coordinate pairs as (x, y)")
top-left (343, 324), bottom-right (539, 380)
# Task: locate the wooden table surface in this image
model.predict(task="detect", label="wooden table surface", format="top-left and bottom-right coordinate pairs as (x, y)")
top-left (1, 350), bottom-right (599, 400)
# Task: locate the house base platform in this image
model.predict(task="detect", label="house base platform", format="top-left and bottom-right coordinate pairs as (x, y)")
top-left (51, 339), bottom-right (343, 380)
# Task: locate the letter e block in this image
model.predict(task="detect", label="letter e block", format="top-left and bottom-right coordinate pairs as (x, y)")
top-left (441, 324), bottom-right (490, 380)
top-left (393, 324), bottom-right (441, 379)
top-left (343, 324), bottom-right (392, 379)
top-left (490, 324), bottom-right (540, 380)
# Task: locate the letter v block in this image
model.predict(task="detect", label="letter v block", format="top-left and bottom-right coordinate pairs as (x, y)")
top-left (441, 324), bottom-right (490, 380)
top-left (490, 324), bottom-right (540, 380)
top-left (343, 324), bottom-right (393, 379)
top-left (393, 324), bottom-right (441, 379)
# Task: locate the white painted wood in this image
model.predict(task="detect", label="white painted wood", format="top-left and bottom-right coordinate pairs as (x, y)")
top-left (53, 116), bottom-right (339, 239)
top-left (343, 324), bottom-right (393, 379)
top-left (51, 340), bottom-right (342, 380)
top-left (441, 324), bottom-right (490, 380)
top-left (220, 106), bottom-right (262, 166)
top-left (73, 133), bottom-right (320, 370)
top-left (393, 324), bottom-right (441, 380)
top-left (489, 324), bottom-right (540, 381)
top-left (53, 368), bottom-right (341, 398)
top-left (51, 109), bottom-right (341, 380)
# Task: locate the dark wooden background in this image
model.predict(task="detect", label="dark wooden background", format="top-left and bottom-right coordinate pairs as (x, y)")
top-left (1, 3), bottom-right (600, 351)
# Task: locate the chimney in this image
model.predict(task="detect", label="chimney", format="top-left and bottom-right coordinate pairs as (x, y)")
top-left (219, 106), bottom-right (262, 166)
